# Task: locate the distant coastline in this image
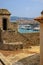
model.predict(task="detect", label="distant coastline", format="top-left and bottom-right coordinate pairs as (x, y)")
top-left (10, 16), bottom-right (33, 22)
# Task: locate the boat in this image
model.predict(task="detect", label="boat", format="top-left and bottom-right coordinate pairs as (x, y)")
top-left (21, 25), bottom-right (32, 30)
top-left (33, 27), bottom-right (40, 31)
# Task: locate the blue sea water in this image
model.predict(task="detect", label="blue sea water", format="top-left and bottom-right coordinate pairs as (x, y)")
top-left (18, 28), bottom-right (39, 33)
top-left (10, 17), bottom-right (40, 33)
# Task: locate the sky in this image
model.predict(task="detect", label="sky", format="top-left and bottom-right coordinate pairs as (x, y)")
top-left (0, 0), bottom-right (43, 18)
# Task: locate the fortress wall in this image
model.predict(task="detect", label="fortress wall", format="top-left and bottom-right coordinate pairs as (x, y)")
top-left (22, 33), bottom-right (40, 46)
top-left (8, 22), bottom-right (18, 32)
top-left (2, 31), bottom-right (40, 44)
top-left (0, 30), bottom-right (40, 50)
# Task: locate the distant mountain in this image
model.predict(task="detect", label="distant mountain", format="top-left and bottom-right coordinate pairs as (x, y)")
top-left (10, 16), bottom-right (33, 22)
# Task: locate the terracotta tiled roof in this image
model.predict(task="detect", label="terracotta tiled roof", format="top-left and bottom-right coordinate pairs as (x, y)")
top-left (34, 16), bottom-right (43, 20)
top-left (0, 9), bottom-right (11, 15)
top-left (34, 11), bottom-right (43, 22)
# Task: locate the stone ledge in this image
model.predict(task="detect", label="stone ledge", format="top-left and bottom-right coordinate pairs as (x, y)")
top-left (0, 44), bottom-right (23, 51)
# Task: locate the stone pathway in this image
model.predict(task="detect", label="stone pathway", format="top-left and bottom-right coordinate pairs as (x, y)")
top-left (0, 53), bottom-right (11, 65)
top-left (7, 53), bottom-right (35, 65)
top-left (0, 46), bottom-right (40, 65)
top-left (0, 53), bottom-right (36, 65)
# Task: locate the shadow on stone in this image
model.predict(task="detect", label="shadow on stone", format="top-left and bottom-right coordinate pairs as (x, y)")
top-left (0, 59), bottom-right (5, 65)
top-left (16, 54), bottom-right (40, 65)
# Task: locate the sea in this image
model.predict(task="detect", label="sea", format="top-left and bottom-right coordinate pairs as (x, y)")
top-left (18, 28), bottom-right (39, 33)
top-left (10, 17), bottom-right (40, 33)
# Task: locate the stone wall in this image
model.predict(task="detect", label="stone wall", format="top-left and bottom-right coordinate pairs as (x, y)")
top-left (22, 33), bottom-right (40, 46)
top-left (8, 22), bottom-right (18, 32)
top-left (0, 31), bottom-right (40, 50)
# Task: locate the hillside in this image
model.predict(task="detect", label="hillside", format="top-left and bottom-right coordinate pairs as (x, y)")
top-left (10, 16), bottom-right (33, 22)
